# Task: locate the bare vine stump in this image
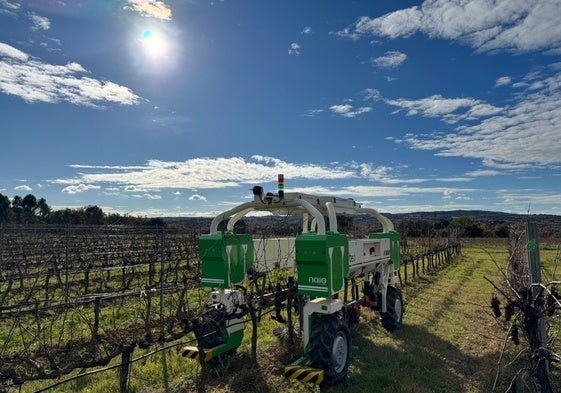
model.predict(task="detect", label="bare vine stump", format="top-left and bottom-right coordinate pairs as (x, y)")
top-left (119, 345), bottom-right (134, 393)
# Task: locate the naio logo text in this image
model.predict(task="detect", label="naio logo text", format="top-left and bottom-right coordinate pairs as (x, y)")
top-left (308, 276), bottom-right (327, 285)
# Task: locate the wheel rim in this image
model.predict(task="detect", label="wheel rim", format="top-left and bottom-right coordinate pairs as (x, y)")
top-left (393, 297), bottom-right (402, 322)
top-left (331, 332), bottom-right (349, 374)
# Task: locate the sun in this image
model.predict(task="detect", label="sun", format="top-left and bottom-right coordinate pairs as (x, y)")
top-left (141, 29), bottom-right (169, 59)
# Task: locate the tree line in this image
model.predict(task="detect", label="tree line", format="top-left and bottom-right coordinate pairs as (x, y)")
top-left (0, 192), bottom-right (164, 226)
top-left (395, 216), bottom-right (511, 238)
top-left (1, 192), bottom-right (555, 237)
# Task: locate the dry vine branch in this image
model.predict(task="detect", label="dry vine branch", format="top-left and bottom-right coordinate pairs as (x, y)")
top-left (0, 225), bottom-right (201, 391)
top-left (486, 231), bottom-right (560, 393)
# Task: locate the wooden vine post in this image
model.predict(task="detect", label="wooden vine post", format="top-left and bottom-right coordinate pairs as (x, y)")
top-left (525, 222), bottom-right (551, 393)
top-left (119, 344), bottom-right (134, 393)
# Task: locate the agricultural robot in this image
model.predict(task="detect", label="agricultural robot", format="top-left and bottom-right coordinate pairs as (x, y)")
top-left (180, 176), bottom-right (403, 385)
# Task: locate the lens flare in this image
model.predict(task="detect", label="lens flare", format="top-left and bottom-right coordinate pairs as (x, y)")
top-left (141, 29), bottom-right (169, 59)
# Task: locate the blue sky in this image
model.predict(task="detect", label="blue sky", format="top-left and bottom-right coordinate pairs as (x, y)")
top-left (1, 0), bottom-right (561, 218)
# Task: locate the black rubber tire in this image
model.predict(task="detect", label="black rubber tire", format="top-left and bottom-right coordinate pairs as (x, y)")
top-left (381, 286), bottom-right (403, 331)
top-left (199, 307), bottom-right (225, 348)
top-left (308, 315), bottom-right (351, 385)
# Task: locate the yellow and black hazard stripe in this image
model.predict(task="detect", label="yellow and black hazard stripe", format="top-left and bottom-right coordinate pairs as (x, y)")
top-left (283, 365), bottom-right (324, 385)
top-left (179, 346), bottom-right (198, 359)
top-left (179, 346), bottom-right (214, 362)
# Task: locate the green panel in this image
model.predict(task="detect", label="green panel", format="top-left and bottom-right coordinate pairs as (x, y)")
top-left (369, 230), bottom-right (401, 270)
top-left (295, 232), bottom-right (348, 297)
top-left (199, 233), bottom-right (254, 288)
top-left (222, 323), bottom-right (244, 348)
top-left (206, 320), bottom-right (245, 359)
top-left (304, 312), bottom-right (321, 354)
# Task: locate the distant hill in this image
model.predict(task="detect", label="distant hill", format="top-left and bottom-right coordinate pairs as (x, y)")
top-left (384, 210), bottom-right (561, 224)
top-left (165, 210), bottom-right (561, 224)
top-left (165, 210), bottom-right (561, 237)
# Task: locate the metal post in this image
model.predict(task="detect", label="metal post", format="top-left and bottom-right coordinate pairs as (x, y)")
top-left (0, 223), bottom-right (3, 267)
top-left (525, 222), bottom-right (550, 378)
top-left (526, 222), bottom-right (541, 298)
top-left (160, 227), bottom-right (165, 338)
top-left (65, 225), bottom-right (70, 300)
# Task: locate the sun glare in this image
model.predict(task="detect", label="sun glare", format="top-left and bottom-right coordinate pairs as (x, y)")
top-left (141, 29), bottom-right (169, 59)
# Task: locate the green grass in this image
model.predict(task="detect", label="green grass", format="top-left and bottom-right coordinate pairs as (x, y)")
top-left (12, 240), bottom-right (561, 393)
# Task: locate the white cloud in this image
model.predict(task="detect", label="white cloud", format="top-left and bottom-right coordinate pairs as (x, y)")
top-left (0, 43), bottom-right (28, 61)
top-left (51, 156), bottom-right (359, 191)
top-left (295, 185), bottom-right (476, 199)
top-left (62, 184), bottom-right (101, 194)
top-left (51, 156), bottom-right (476, 198)
top-left (380, 202), bottom-right (485, 214)
top-left (497, 190), bottom-right (561, 209)
top-left (495, 76), bottom-right (512, 87)
top-left (386, 94), bottom-right (502, 123)
top-left (359, 164), bottom-right (393, 183)
top-left (388, 95), bottom-right (476, 116)
top-left (0, 0), bottom-right (19, 10)
top-left (359, 163), bottom-right (471, 184)
top-left (359, 163), bottom-right (426, 184)
top-left (372, 51), bottom-right (407, 68)
top-left (330, 104), bottom-right (353, 114)
top-left (124, 0), bottom-right (172, 20)
top-left (333, 26), bottom-right (361, 41)
top-left (0, 43), bottom-right (142, 106)
top-left (338, 0), bottom-right (561, 54)
top-left (362, 88), bottom-right (382, 101)
top-left (304, 109), bottom-right (324, 117)
top-left (30, 14), bottom-right (50, 31)
top-left (189, 194), bottom-right (207, 202)
top-left (0, 0), bottom-right (19, 17)
top-left (443, 189), bottom-right (455, 199)
top-left (466, 169), bottom-right (501, 177)
top-left (288, 42), bottom-right (301, 55)
top-left (302, 26), bottom-right (313, 35)
top-left (329, 104), bottom-right (372, 118)
top-left (14, 185), bottom-right (32, 191)
top-left (124, 185), bottom-right (153, 192)
top-left (401, 70), bottom-right (561, 168)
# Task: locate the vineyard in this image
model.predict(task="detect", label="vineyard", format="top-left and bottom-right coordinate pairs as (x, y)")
top-left (0, 225), bottom-right (202, 390)
top-left (0, 221), bottom-right (465, 392)
top-left (3, 220), bottom-right (558, 393)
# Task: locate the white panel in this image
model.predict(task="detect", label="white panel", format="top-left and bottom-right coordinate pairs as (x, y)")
top-left (252, 237), bottom-right (295, 272)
